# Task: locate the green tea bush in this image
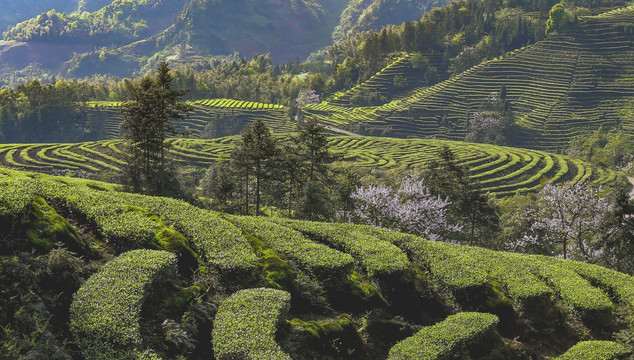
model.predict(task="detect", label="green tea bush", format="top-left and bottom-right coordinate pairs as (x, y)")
top-left (118, 195), bottom-right (258, 274)
top-left (387, 312), bottom-right (499, 359)
top-left (544, 257), bottom-right (634, 308)
top-left (25, 174), bottom-right (257, 274)
top-left (462, 248), bottom-right (553, 301)
top-left (403, 237), bottom-right (488, 291)
top-left (212, 288), bottom-right (292, 360)
top-left (271, 219), bottom-right (410, 278)
top-left (229, 216), bottom-right (354, 279)
top-left (69, 249), bottom-right (177, 359)
top-left (526, 257), bottom-right (613, 313)
top-left (555, 340), bottom-right (630, 359)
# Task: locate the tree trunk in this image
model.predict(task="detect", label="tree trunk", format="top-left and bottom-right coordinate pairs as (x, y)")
top-left (160, 138), bottom-right (165, 195)
top-left (245, 173), bottom-right (249, 216)
top-left (255, 159), bottom-right (261, 216)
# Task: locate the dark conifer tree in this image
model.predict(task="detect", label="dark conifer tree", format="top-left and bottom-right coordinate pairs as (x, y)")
top-left (231, 118), bottom-right (278, 215)
top-left (294, 117), bottom-right (336, 220)
top-left (120, 61), bottom-right (192, 196)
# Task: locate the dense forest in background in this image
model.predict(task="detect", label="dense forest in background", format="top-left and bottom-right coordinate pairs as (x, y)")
top-left (0, 1), bottom-right (114, 32)
top-left (0, 0), bottom-right (453, 85)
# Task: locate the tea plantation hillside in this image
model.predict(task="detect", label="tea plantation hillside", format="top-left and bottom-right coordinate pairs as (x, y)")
top-left (0, 136), bottom-right (621, 197)
top-left (307, 6), bottom-right (634, 152)
top-left (0, 167), bottom-right (633, 359)
top-left (81, 100), bottom-right (289, 140)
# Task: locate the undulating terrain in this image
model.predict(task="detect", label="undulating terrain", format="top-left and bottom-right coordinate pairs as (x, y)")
top-left (307, 7), bottom-right (634, 151)
top-left (0, 0), bottom-right (448, 84)
top-left (2, 0), bottom-right (634, 359)
top-left (1, 168), bottom-right (633, 359)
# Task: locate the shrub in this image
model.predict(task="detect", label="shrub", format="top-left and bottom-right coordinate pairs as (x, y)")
top-left (271, 218), bottom-right (410, 278)
top-left (69, 249), bottom-right (177, 359)
top-left (212, 288), bottom-right (292, 360)
top-left (555, 341), bottom-right (630, 359)
top-left (387, 312), bottom-right (499, 359)
top-left (229, 216), bottom-right (354, 280)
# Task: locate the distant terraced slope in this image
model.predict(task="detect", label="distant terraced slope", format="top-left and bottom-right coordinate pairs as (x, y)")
top-left (0, 136), bottom-right (620, 197)
top-left (82, 99), bottom-right (289, 140)
top-left (308, 6), bottom-right (634, 151)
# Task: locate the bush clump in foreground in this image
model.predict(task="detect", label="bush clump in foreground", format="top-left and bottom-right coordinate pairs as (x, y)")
top-left (555, 340), bottom-right (630, 359)
top-left (70, 249), bottom-right (177, 359)
top-left (387, 312), bottom-right (499, 359)
top-left (212, 288), bottom-right (292, 360)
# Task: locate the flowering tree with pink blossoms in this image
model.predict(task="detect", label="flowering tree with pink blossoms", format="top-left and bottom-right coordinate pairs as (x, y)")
top-left (518, 182), bottom-right (613, 260)
top-left (343, 173), bottom-right (462, 242)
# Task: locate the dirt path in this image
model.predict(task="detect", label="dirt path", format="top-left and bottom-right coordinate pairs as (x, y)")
top-left (321, 124), bottom-right (362, 137)
top-left (628, 177), bottom-right (634, 200)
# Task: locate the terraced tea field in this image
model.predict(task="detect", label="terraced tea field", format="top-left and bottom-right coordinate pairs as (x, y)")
top-left (83, 99), bottom-right (290, 139)
top-left (307, 7), bottom-right (634, 151)
top-left (1, 169), bottom-right (632, 359)
top-left (327, 53), bottom-right (446, 107)
top-left (0, 136), bottom-right (620, 197)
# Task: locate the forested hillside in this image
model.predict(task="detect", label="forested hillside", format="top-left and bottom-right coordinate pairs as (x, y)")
top-left (309, 6), bottom-right (634, 151)
top-left (0, 0), bottom-right (449, 84)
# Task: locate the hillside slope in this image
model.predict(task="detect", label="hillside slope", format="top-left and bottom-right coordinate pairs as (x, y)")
top-left (0, 167), bottom-right (632, 358)
top-left (0, 0), bottom-right (447, 82)
top-left (332, 0), bottom-right (447, 41)
top-left (310, 6), bottom-right (634, 151)
top-left (0, 1), bottom-right (80, 32)
top-left (0, 135), bottom-right (621, 197)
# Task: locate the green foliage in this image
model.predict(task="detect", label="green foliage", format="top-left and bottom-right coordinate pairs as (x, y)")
top-left (0, 79), bottom-right (86, 143)
top-left (230, 118), bottom-right (279, 215)
top-left (23, 196), bottom-right (83, 253)
top-left (124, 205), bottom-right (199, 275)
top-left (422, 146), bottom-right (500, 245)
top-left (0, 252), bottom-right (78, 359)
top-left (229, 216), bottom-right (354, 280)
top-left (396, 232), bottom-right (489, 291)
top-left (244, 230), bottom-right (296, 291)
top-left (544, 257), bottom-right (634, 309)
top-left (528, 259), bottom-right (613, 313)
top-left (0, 134), bottom-right (622, 199)
top-left (69, 249), bottom-right (177, 359)
top-left (212, 288), bottom-right (292, 360)
top-left (0, 168), bottom-right (633, 357)
top-left (546, 3), bottom-right (575, 35)
top-left (272, 218), bottom-right (410, 278)
top-left (333, 0), bottom-right (448, 41)
top-left (120, 61), bottom-right (193, 197)
top-left (555, 340), bottom-right (630, 359)
top-left (387, 312), bottom-right (499, 359)
top-left (0, 170), bottom-right (256, 274)
top-left (0, 179), bottom-right (85, 254)
top-left (0, 1), bottom-right (78, 34)
top-left (463, 248), bottom-right (554, 301)
top-left (3, 0), bottom-right (181, 45)
top-left (285, 315), bottom-right (362, 357)
top-left (569, 128), bottom-right (634, 171)
top-left (317, 7), bottom-right (634, 153)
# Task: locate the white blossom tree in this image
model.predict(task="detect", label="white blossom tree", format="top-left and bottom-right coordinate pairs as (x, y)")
top-left (343, 173), bottom-right (462, 241)
top-left (465, 111), bottom-right (504, 144)
top-left (294, 89), bottom-right (320, 123)
top-left (518, 182), bottom-right (613, 260)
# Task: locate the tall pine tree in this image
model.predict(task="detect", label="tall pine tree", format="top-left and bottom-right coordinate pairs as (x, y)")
top-left (231, 118), bottom-right (278, 215)
top-left (120, 61), bottom-right (192, 196)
